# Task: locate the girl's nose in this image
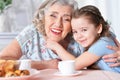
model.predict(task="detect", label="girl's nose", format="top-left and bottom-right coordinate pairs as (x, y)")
top-left (77, 32), bottom-right (83, 39)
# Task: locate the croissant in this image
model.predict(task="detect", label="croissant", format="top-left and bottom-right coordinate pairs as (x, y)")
top-left (15, 70), bottom-right (30, 76)
top-left (0, 60), bottom-right (30, 77)
top-left (4, 60), bottom-right (16, 73)
top-left (0, 60), bottom-right (6, 77)
top-left (5, 71), bottom-right (17, 77)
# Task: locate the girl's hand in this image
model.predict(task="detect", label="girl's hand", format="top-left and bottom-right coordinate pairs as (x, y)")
top-left (46, 39), bottom-right (62, 52)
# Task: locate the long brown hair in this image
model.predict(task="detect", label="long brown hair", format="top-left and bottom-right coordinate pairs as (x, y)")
top-left (73, 5), bottom-right (112, 38)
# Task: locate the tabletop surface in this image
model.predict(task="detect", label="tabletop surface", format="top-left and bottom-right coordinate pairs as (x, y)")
top-left (0, 69), bottom-right (120, 80)
top-left (31, 69), bottom-right (120, 80)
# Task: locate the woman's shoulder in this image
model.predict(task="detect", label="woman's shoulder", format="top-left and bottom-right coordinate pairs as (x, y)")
top-left (20, 24), bottom-right (37, 34)
top-left (15, 24), bottom-right (43, 47)
top-left (16, 24), bottom-right (41, 38)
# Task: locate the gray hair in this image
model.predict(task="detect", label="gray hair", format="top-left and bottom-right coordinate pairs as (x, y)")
top-left (33, 0), bottom-right (78, 35)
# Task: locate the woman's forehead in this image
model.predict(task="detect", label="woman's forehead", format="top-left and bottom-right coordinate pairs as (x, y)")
top-left (46, 4), bottom-right (73, 15)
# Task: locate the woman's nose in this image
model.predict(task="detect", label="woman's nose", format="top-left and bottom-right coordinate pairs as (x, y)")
top-left (54, 18), bottom-right (62, 28)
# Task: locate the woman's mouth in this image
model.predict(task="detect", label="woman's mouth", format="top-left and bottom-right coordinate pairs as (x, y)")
top-left (51, 28), bottom-right (62, 35)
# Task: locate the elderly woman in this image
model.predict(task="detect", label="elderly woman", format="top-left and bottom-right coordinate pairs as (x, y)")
top-left (0, 0), bottom-right (81, 70)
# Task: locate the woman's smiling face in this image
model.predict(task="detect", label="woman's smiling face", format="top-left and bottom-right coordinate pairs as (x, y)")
top-left (44, 3), bottom-right (72, 42)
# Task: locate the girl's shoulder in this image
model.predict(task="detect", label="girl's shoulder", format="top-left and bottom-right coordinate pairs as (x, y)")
top-left (88, 37), bottom-right (116, 56)
top-left (98, 37), bottom-right (115, 45)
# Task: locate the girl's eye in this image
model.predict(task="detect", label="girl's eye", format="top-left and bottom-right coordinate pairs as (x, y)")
top-left (72, 31), bottom-right (77, 34)
top-left (82, 29), bottom-right (87, 32)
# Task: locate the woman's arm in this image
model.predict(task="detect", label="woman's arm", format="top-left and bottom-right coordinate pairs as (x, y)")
top-left (103, 45), bottom-right (120, 67)
top-left (31, 59), bottom-right (59, 70)
top-left (0, 39), bottom-right (22, 60)
top-left (0, 39), bottom-right (59, 70)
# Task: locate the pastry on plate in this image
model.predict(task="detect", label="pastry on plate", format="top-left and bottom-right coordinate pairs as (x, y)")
top-left (0, 60), bottom-right (6, 77)
top-left (5, 71), bottom-right (17, 77)
top-left (4, 60), bottom-right (16, 73)
top-left (15, 70), bottom-right (30, 76)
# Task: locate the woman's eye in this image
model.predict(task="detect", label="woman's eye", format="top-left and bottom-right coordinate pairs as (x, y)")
top-left (64, 18), bottom-right (70, 21)
top-left (50, 14), bottom-right (56, 18)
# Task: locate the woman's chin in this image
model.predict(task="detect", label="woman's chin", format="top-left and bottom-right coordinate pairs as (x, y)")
top-left (49, 38), bottom-right (60, 42)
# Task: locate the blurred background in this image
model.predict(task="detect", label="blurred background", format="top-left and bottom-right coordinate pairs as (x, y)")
top-left (0, 0), bottom-right (120, 50)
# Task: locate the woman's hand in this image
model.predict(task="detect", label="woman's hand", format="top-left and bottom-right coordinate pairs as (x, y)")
top-left (31, 59), bottom-right (59, 70)
top-left (103, 45), bottom-right (120, 67)
top-left (103, 38), bottom-right (120, 67)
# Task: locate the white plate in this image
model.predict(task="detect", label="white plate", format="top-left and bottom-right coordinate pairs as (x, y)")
top-left (54, 71), bottom-right (82, 77)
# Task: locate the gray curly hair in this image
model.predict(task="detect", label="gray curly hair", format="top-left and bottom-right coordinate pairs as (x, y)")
top-left (32, 0), bottom-right (78, 36)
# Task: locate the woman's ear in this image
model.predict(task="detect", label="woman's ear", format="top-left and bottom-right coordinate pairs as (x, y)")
top-left (97, 24), bottom-right (102, 34)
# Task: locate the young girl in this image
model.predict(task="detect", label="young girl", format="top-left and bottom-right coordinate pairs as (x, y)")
top-left (46, 5), bottom-right (120, 73)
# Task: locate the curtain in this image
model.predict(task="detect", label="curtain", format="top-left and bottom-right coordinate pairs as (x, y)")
top-left (0, 0), bottom-right (44, 32)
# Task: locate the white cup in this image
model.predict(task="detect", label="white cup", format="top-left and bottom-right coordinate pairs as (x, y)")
top-left (58, 60), bottom-right (76, 75)
top-left (19, 59), bottom-right (31, 70)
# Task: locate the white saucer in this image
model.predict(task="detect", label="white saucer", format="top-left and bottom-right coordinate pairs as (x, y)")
top-left (29, 69), bottom-right (40, 75)
top-left (54, 71), bottom-right (82, 76)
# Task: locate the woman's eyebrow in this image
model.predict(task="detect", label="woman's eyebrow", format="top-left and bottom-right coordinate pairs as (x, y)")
top-left (49, 11), bottom-right (71, 17)
top-left (50, 11), bottom-right (58, 14)
top-left (63, 14), bottom-right (71, 17)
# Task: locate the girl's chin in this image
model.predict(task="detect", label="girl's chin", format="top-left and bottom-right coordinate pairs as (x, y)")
top-left (81, 44), bottom-right (89, 48)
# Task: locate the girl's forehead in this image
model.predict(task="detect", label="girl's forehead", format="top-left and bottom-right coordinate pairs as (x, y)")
top-left (72, 17), bottom-right (95, 28)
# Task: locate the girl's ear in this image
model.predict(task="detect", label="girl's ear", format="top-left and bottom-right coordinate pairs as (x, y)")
top-left (97, 24), bottom-right (102, 34)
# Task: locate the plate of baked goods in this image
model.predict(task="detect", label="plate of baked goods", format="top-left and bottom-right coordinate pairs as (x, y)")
top-left (0, 60), bottom-right (39, 80)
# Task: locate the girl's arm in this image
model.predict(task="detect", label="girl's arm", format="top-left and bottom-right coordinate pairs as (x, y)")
top-left (75, 51), bottom-right (100, 70)
top-left (46, 39), bottom-right (75, 60)
top-left (46, 39), bottom-right (101, 70)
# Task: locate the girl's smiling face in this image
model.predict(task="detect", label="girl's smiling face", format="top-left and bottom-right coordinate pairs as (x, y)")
top-left (72, 17), bottom-right (102, 48)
